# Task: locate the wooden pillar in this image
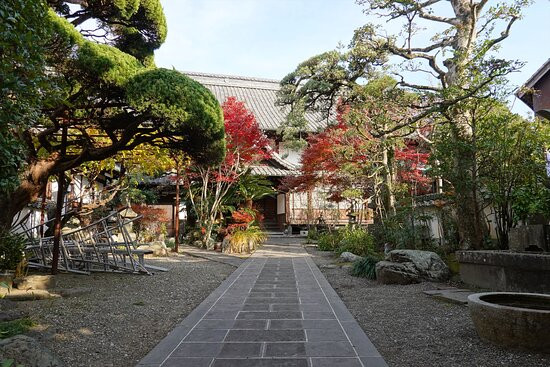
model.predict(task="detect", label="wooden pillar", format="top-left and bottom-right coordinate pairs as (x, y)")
top-left (285, 193), bottom-right (290, 224)
top-left (173, 157), bottom-right (181, 253)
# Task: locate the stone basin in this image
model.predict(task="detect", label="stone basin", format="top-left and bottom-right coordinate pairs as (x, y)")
top-left (468, 292), bottom-right (550, 353)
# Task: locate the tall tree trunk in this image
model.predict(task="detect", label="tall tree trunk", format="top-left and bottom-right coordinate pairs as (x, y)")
top-left (454, 183), bottom-right (485, 249)
top-left (51, 170), bottom-right (65, 274)
top-left (450, 126), bottom-right (486, 249)
top-left (51, 125), bottom-right (67, 274)
top-left (443, 0), bottom-right (486, 249)
top-left (381, 145), bottom-right (396, 216)
top-left (0, 159), bottom-right (58, 230)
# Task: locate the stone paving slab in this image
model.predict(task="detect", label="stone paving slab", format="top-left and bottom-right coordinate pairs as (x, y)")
top-left (137, 237), bottom-right (387, 367)
top-left (423, 288), bottom-right (474, 305)
top-left (181, 245), bottom-right (247, 267)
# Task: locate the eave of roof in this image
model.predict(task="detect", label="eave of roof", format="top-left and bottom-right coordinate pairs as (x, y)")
top-left (250, 165), bottom-right (297, 177)
top-left (517, 58), bottom-right (550, 108)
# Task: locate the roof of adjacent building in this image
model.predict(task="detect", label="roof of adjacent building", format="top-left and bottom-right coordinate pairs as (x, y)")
top-left (186, 71), bottom-right (328, 132)
top-left (250, 150), bottom-right (299, 177)
top-left (517, 58), bottom-right (550, 108)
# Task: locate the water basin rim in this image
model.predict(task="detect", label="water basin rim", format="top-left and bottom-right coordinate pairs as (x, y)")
top-left (468, 292), bottom-right (550, 313)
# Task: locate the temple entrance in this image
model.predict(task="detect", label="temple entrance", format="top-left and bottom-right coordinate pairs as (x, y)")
top-left (254, 196), bottom-right (279, 231)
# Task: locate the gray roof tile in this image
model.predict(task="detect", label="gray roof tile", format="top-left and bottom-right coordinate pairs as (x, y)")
top-left (185, 71), bottom-right (328, 132)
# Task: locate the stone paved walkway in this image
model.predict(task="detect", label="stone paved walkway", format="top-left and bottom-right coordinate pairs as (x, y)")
top-left (137, 237), bottom-right (387, 367)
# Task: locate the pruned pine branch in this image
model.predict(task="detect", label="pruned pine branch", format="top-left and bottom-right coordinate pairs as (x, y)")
top-left (384, 42), bottom-right (447, 83)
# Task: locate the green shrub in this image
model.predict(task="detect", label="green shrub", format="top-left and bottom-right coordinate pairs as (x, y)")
top-left (317, 227), bottom-right (379, 257)
top-left (0, 318), bottom-right (34, 339)
top-left (337, 227), bottom-right (376, 256)
top-left (370, 212), bottom-right (437, 254)
top-left (0, 231), bottom-right (26, 273)
top-left (306, 228), bottom-right (320, 242)
top-left (317, 231), bottom-right (340, 251)
top-left (350, 256), bottom-right (379, 279)
top-left (164, 238), bottom-right (175, 249)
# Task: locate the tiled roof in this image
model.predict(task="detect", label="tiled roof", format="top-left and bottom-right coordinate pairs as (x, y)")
top-left (186, 71), bottom-right (328, 132)
top-left (249, 149), bottom-right (299, 177)
top-left (271, 151), bottom-right (300, 171)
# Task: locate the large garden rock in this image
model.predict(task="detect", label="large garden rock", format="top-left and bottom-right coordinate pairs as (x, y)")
top-left (376, 249), bottom-right (449, 284)
top-left (138, 241), bottom-right (169, 257)
top-left (376, 261), bottom-right (420, 285)
top-left (339, 252), bottom-right (361, 262)
top-left (0, 335), bottom-right (64, 367)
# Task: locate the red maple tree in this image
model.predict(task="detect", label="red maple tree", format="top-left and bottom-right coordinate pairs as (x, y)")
top-left (185, 97), bottom-right (271, 248)
top-left (282, 103), bottom-right (432, 213)
top-left (395, 142), bottom-right (431, 192)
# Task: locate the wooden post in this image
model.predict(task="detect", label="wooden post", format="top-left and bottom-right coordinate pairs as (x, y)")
top-left (307, 189), bottom-right (313, 226)
top-left (173, 158), bottom-right (180, 253)
top-left (51, 124), bottom-right (67, 274)
top-left (39, 185), bottom-right (47, 237)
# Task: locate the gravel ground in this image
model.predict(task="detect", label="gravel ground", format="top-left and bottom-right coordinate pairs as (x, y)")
top-left (4, 253), bottom-right (234, 367)
top-left (306, 245), bottom-right (550, 367)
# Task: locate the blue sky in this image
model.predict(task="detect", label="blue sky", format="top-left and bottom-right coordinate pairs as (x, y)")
top-left (155, 0), bottom-right (550, 116)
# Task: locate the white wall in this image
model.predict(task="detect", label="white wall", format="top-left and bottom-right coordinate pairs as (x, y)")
top-left (277, 194), bottom-right (286, 214)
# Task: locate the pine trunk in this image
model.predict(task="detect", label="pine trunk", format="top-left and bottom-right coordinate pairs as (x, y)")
top-left (0, 159), bottom-right (58, 230)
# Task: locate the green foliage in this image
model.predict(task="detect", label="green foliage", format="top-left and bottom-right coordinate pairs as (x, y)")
top-left (0, 0), bottom-right (52, 194)
top-left (278, 49), bottom-right (386, 117)
top-left (115, 0), bottom-right (167, 65)
top-left (339, 227), bottom-right (376, 256)
top-left (77, 41), bottom-right (143, 87)
top-left (52, 0), bottom-right (166, 65)
top-left (0, 318), bottom-right (34, 339)
top-left (306, 228), bottom-right (320, 242)
top-left (511, 185), bottom-right (550, 223)
top-left (222, 174), bottom-right (275, 214)
top-left (123, 187), bottom-right (158, 205)
top-left (126, 69), bottom-right (226, 165)
top-left (48, 6), bottom-right (144, 87)
top-left (0, 2), bottom-right (227, 230)
top-left (234, 175), bottom-right (275, 203)
top-left (317, 231), bottom-right (341, 251)
top-left (432, 100), bottom-right (550, 248)
top-left (476, 108), bottom-right (550, 245)
top-left (371, 210), bottom-right (437, 254)
top-left (164, 238), bottom-right (175, 249)
top-left (277, 100), bottom-right (309, 150)
top-left (0, 231), bottom-right (26, 272)
top-left (317, 227), bottom-right (378, 257)
top-left (350, 256), bottom-right (379, 279)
